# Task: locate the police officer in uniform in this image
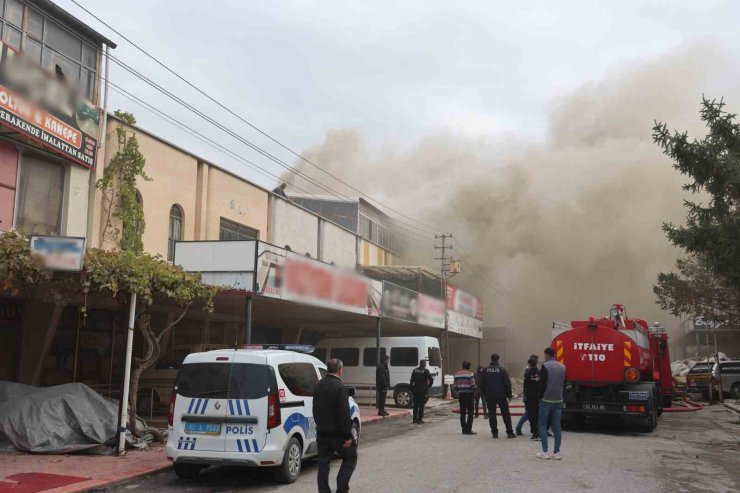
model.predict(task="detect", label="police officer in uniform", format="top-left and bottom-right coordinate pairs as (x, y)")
top-left (410, 359), bottom-right (434, 424)
top-left (480, 353), bottom-right (516, 438)
top-left (376, 354), bottom-right (391, 417)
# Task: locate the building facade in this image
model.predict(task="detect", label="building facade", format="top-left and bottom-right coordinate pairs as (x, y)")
top-left (290, 195), bottom-right (397, 266)
top-left (0, 0), bottom-right (115, 383)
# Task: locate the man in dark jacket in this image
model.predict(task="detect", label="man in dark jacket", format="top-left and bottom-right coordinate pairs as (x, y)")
top-left (376, 354), bottom-right (390, 417)
top-left (313, 359), bottom-right (357, 493)
top-left (480, 353), bottom-right (516, 438)
top-left (522, 355), bottom-right (541, 440)
top-left (410, 359), bottom-right (434, 424)
top-left (474, 365), bottom-right (488, 418)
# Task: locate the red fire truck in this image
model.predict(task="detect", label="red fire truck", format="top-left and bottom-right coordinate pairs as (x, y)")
top-left (550, 304), bottom-right (673, 430)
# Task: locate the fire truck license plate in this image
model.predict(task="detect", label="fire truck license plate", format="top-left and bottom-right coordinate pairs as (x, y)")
top-left (583, 403), bottom-right (606, 410)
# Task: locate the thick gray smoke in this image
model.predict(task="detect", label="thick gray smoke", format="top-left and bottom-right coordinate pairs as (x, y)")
top-left (284, 45), bottom-right (726, 360)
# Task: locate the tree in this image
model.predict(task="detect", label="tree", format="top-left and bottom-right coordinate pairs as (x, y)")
top-left (82, 249), bottom-right (218, 433)
top-left (654, 255), bottom-right (740, 323)
top-left (97, 110), bottom-right (150, 253)
top-left (653, 97), bottom-right (740, 323)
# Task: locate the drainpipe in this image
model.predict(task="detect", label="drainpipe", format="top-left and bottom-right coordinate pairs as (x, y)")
top-left (86, 45), bottom-right (110, 247)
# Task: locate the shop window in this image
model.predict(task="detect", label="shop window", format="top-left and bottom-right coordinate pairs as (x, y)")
top-left (278, 363), bottom-right (318, 397)
top-left (167, 204), bottom-right (183, 261)
top-left (15, 153), bottom-right (64, 235)
top-left (390, 347), bottom-right (418, 367)
top-left (219, 217), bottom-right (258, 241)
top-left (330, 347), bottom-right (359, 367)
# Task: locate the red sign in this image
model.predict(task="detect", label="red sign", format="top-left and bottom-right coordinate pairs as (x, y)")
top-left (283, 256), bottom-right (370, 315)
top-left (0, 43), bottom-right (99, 168)
top-left (446, 286), bottom-right (483, 320)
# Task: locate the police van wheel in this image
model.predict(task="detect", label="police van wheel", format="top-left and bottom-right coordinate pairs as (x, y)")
top-left (174, 464), bottom-right (203, 480)
top-left (394, 388), bottom-right (413, 408)
top-left (275, 437), bottom-right (302, 484)
top-left (731, 383), bottom-right (740, 400)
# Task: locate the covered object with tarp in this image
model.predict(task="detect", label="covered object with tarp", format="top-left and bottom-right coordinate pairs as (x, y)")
top-left (0, 382), bottom-right (119, 454)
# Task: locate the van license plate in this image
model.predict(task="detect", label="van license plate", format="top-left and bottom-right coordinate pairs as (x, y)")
top-left (584, 403), bottom-right (606, 410)
top-left (185, 422), bottom-right (221, 435)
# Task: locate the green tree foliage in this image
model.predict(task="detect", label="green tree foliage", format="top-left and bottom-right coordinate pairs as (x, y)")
top-left (97, 110), bottom-right (150, 253)
top-left (653, 97), bottom-right (740, 322)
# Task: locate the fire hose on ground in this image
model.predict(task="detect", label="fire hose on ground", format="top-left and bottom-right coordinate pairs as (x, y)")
top-left (452, 396), bottom-right (703, 416)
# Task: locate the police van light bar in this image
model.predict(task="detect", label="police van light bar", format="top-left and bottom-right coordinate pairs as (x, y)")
top-left (239, 344), bottom-right (315, 354)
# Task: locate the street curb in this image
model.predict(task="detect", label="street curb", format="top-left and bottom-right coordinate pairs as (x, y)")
top-left (360, 410), bottom-right (412, 427)
top-left (723, 402), bottom-right (740, 414)
top-left (46, 460), bottom-right (172, 493)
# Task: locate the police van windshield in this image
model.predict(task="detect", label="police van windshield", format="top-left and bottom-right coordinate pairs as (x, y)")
top-left (428, 347), bottom-right (441, 368)
top-left (176, 363), bottom-right (276, 399)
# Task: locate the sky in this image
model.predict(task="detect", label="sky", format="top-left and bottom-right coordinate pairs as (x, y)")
top-left (51, 1), bottom-right (740, 337)
top-left (57, 0), bottom-right (740, 189)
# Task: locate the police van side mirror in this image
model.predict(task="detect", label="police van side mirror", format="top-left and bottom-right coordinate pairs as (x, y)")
top-left (345, 385), bottom-right (356, 397)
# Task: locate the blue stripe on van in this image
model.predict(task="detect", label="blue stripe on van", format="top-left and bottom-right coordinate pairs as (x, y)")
top-left (243, 400), bottom-right (250, 415)
top-left (228, 400), bottom-right (235, 416)
top-left (236, 400), bottom-right (243, 416)
top-left (236, 439), bottom-right (243, 452)
top-left (187, 398), bottom-right (195, 414)
top-left (244, 439), bottom-right (251, 453)
top-left (201, 399), bottom-right (209, 414)
top-left (252, 439), bottom-right (259, 453)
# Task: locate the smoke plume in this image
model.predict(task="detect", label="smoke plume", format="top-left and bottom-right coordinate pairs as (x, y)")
top-left (285, 45), bottom-right (727, 360)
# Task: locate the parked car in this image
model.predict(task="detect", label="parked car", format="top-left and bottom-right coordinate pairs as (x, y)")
top-left (165, 345), bottom-right (361, 483)
top-left (686, 362), bottom-right (718, 400)
top-left (314, 336), bottom-right (442, 408)
top-left (138, 343), bottom-right (228, 414)
top-left (718, 360), bottom-right (740, 399)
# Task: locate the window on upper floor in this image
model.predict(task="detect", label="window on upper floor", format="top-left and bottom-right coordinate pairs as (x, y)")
top-left (15, 152), bottom-right (65, 236)
top-left (219, 217), bottom-right (259, 241)
top-left (0, 0), bottom-right (100, 100)
top-left (168, 204), bottom-right (183, 261)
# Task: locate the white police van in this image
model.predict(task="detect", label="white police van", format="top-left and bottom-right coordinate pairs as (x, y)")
top-left (165, 345), bottom-right (361, 483)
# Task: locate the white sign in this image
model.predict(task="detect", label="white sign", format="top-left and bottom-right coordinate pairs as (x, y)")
top-left (175, 240), bottom-right (257, 273)
top-left (30, 235), bottom-right (85, 271)
top-left (447, 310), bottom-right (483, 339)
top-left (444, 374), bottom-right (454, 385)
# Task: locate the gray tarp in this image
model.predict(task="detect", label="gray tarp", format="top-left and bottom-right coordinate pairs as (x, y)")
top-left (0, 382), bottom-right (119, 454)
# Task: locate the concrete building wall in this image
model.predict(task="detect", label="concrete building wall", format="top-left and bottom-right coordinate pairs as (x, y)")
top-left (320, 220), bottom-right (357, 267)
top-left (203, 166), bottom-right (268, 241)
top-left (272, 198), bottom-right (319, 257)
top-left (94, 119), bottom-right (199, 254)
top-left (64, 164), bottom-right (90, 237)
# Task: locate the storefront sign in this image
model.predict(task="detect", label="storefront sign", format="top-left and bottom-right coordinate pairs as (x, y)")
top-left (693, 315), bottom-right (737, 332)
top-left (0, 43), bottom-right (100, 169)
top-left (447, 310), bottom-right (483, 338)
top-left (418, 293), bottom-right (445, 328)
top-left (283, 256), bottom-right (370, 315)
top-left (381, 282), bottom-right (418, 322)
top-left (446, 285), bottom-right (483, 320)
top-left (446, 285), bottom-right (483, 338)
top-left (30, 235), bottom-right (85, 271)
top-left (174, 240), bottom-right (256, 290)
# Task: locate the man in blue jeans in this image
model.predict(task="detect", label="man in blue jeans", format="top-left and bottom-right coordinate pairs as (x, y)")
top-left (537, 347), bottom-right (566, 460)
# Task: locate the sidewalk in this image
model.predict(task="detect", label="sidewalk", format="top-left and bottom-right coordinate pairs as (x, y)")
top-left (724, 399), bottom-right (740, 414)
top-left (0, 405), bottom-right (420, 493)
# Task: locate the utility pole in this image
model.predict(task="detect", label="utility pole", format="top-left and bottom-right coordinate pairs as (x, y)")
top-left (435, 234), bottom-right (458, 381)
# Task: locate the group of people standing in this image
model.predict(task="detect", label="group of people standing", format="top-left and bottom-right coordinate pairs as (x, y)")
top-left (454, 347), bottom-right (567, 459)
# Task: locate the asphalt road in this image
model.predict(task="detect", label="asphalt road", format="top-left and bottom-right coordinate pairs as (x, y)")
top-left (106, 404), bottom-right (740, 493)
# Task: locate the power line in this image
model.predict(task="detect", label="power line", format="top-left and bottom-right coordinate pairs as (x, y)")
top-left (105, 52), bottom-right (440, 242)
top-left (69, 0), bottom-right (443, 238)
